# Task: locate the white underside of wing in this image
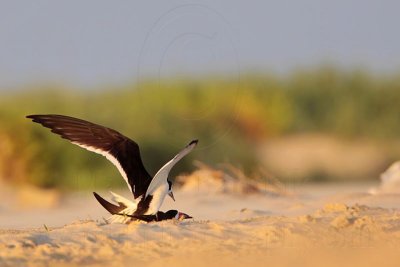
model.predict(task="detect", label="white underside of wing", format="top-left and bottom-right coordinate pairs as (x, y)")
top-left (142, 141), bottom-right (197, 215)
top-left (145, 141), bottom-right (197, 197)
top-left (71, 142), bottom-right (133, 193)
top-left (107, 191), bottom-right (139, 224)
top-left (110, 191), bottom-right (137, 206)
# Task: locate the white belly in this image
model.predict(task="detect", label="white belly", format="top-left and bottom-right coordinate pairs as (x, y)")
top-left (145, 183), bottom-right (168, 215)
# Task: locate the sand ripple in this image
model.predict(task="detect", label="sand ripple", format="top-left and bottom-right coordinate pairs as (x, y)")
top-left (1, 204), bottom-right (400, 267)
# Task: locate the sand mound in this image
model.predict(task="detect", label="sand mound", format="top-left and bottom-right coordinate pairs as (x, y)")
top-left (370, 161), bottom-right (400, 194)
top-left (258, 134), bottom-right (388, 181)
top-left (176, 162), bottom-right (286, 196)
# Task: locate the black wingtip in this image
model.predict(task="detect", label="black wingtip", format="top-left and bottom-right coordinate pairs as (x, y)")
top-left (26, 114), bottom-right (43, 123)
top-left (93, 192), bottom-right (102, 202)
top-left (26, 114), bottom-right (62, 121)
top-left (189, 139), bottom-right (199, 146)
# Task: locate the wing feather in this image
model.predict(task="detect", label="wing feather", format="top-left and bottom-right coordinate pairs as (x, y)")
top-left (27, 114), bottom-right (152, 198)
top-left (145, 140), bottom-right (198, 197)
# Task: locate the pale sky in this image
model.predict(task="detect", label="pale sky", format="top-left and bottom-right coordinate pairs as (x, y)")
top-left (1, 0), bottom-right (399, 88)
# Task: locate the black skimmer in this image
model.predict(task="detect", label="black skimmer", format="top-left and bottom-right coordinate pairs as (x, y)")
top-left (27, 114), bottom-right (198, 223)
top-left (94, 192), bottom-right (192, 222)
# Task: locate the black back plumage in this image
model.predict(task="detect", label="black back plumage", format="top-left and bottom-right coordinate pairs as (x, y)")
top-left (130, 210), bottom-right (192, 222)
top-left (27, 114), bottom-right (152, 198)
top-left (132, 210), bottom-right (179, 222)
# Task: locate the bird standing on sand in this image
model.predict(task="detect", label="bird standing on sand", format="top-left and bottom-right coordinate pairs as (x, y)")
top-left (27, 114), bottom-right (197, 223)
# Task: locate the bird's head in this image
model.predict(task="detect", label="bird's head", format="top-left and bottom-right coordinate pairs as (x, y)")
top-left (166, 210), bottom-right (193, 220)
top-left (167, 180), bottom-right (175, 201)
top-left (177, 211), bottom-right (192, 220)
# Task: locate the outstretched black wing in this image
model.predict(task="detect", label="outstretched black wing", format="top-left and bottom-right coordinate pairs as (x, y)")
top-left (27, 114), bottom-right (152, 198)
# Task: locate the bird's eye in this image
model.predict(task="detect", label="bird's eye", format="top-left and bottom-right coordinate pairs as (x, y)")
top-left (168, 181), bottom-right (172, 190)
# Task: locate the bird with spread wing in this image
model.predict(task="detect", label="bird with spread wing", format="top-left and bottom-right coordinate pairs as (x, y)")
top-left (27, 114), bottom-right (197, 223)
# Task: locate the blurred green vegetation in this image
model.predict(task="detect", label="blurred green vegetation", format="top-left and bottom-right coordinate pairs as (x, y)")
top-left (1, 66), bottom-right (400, 188)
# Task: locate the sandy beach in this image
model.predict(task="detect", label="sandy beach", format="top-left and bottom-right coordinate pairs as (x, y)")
top-left (1, 178), bottom-right (400, 267)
